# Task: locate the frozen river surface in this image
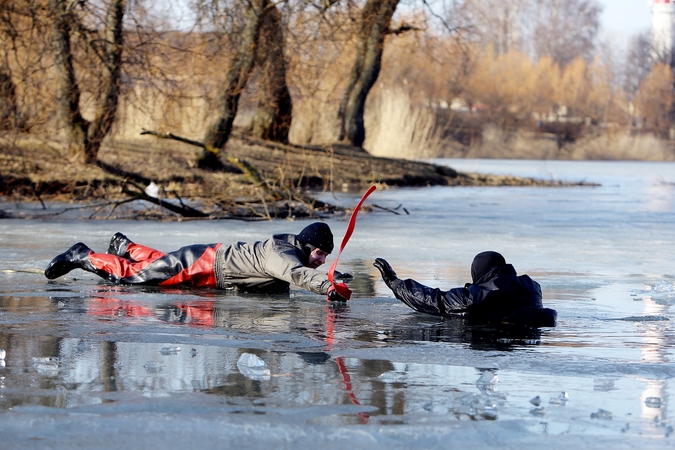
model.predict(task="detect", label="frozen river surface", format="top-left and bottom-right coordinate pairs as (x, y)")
top-left (0, 159), bottom-right (674, 449)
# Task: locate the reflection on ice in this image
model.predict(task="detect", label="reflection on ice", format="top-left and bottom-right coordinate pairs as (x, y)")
top-left (32, 357), bottom-right (60, 376)
top-left (645, 397), bottom-right (662, 409)
top-left (476, 370), bottom-right (498, 386)
top-left (159, 346), bottom-right (180, 355)
top-left (0, 278), bottom-right (673, 437)
top-left (529, 406), bottom-right (545, 416)
top-left (593, 378), bottom-right (616, 392)
top-left (143, 361), bottom-right (163, 374)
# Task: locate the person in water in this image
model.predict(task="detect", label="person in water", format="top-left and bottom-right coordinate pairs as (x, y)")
top-left (44, 222), bottom-right (350, 301)
top-left (373, 251), bottom-right (557, 326)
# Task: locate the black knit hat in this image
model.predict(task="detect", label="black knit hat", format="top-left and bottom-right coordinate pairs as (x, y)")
top-left (298, 222), bottom-right (334, 254)
top-left (471, 251), bottom-right (506, 282)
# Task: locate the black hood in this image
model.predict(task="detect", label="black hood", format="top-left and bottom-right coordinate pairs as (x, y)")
top-left (471, 251), bottom-right (506, 283)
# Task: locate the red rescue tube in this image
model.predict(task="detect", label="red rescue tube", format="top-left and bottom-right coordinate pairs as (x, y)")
top-left (327, 185), bottom-right (377, 300)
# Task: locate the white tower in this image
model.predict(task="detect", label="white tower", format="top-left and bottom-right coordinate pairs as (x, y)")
top-left (651, 0), bottom-right (675, 65)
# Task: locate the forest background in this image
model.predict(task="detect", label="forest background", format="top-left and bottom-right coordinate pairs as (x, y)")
top-left (2, 0), bottom-right (673, 160)
top-left (0, 0), bottom-right (672, 219)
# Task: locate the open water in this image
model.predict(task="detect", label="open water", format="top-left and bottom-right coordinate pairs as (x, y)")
top-left (0, 159), bottom-right (674, 449)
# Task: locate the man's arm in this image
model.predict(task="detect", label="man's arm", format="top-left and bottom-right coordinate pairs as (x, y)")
top-left (374, 258), bottom-right (473, 316)
top-left (390, 278), bottom-right (472, 316)
top-left (265, 242), bottom-right (331, 295)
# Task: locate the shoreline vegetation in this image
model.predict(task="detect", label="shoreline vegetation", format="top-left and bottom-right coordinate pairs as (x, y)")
top-left (0, 131), bottom-right (597, 221)
top-left (2, 0), bottom-right (674, 223)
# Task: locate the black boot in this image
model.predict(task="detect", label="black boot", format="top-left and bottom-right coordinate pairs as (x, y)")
top-left (106, 232), bottom-right (132, 258)
top-left (45, 242), bottom-right (97, 279)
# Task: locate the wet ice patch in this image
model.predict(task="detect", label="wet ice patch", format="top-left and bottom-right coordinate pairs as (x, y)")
top-left (530, 407), bottom-right (546, 416)
top-left (615, 315), bottom-right (669, 322)
top-left (653, 281), bottom-right (675, 293)
top-left (590, 408), bottom-right (613, 420)
top-left (549, 392), bottom-right (569, 406)
top-left (640, 281), bottom-right (675, 305)
top-left (593, 378), bottom-right (617, 391)
top-left (143, 361), bottom-right (163, 374)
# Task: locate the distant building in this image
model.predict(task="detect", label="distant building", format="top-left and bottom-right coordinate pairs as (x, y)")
top-left (651, 0), bottom-right (675, 65)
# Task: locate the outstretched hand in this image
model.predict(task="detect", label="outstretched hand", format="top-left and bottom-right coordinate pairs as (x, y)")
top-left (333, 270), bottom-right (354, 282)
top-left (373, 258), bottom-right (398, 289)
top-left (327, 285), bottom-right (350, 302)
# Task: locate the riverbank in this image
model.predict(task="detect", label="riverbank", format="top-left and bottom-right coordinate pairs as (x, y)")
top-left (0, 132), bottom-right (592, 220)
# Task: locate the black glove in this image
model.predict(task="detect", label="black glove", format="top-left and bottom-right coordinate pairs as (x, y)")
top-left (333, 270), bottom-right (354, 282)
top-left (373, 258), bottom-right (398, 289)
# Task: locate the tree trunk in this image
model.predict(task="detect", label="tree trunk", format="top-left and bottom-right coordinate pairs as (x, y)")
top-left (202, 0), bottom-right (266, 168)
top-left (49, 0), bottom-right (89, 162)
top-left (49, 0), bottom-right (124, 165)
top-left (338, 0), bottom-right (399, 147)
top-left (86, 0), bottom-right (125, 164)
top-left (0, 68), bottom-right (18, 130)
top-left (251, 3), bottom-right (292, 144)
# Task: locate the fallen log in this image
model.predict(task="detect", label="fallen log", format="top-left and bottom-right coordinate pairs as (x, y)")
top-left (122, 181), bottom-right (209, 218)
top-left (140, 129), bottom-right (267, 191)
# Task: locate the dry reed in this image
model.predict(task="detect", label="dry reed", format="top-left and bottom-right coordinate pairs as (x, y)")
top-left (363, 87), bottom-right (446, 159)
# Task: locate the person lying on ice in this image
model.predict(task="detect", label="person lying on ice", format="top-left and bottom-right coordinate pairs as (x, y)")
top-left (373, 251), bottom-right (557, 327)
top-left (44, 222), bottom-right (350, 301)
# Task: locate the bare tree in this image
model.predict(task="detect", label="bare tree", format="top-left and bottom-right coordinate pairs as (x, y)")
top-left (0, 1), bottom-right (52, 131)
top-left (624, 32), bottom-right (653, 99)
top-left (532, 0), bottom-right (601, 67)
top-left (0, 5), bottom-right (19, 129)
top-left (635, 63), bottom-right (674, 138)
top-left (463, 0), bottom-right (529, 55)
top-left (201, 0), bottom-right (267, 168)
top-left (0, 67), bottom-right (18, 129)
top-left (251, 2), bottom-right (292, 143)
top-left (462, 0), bottom-right (601, 67)
top-left (338, 0), bottom-right (400, 147)
top-left (49, 0), bottom-right (125, 165)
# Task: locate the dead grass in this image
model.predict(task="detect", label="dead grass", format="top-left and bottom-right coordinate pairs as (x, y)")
top-left (568, 132), bottom-right (675, 161)
top-left (67, 85), bottom-right (675, 163)
top-left (441, 126), bottom-right (675, 161)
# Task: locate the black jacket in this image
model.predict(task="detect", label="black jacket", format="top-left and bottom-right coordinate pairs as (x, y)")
top-left (390, 264), bottom-right (557, 326)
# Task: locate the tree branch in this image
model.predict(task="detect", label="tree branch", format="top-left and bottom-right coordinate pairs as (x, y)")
top-left (122, 180), bottom-right (209, 218)
top-left (140, 129), bottom-right (268, 192)
top-left (421, 0), bottom-right (461, 34)
top-left (387, 23), bottom-right (420, 36)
